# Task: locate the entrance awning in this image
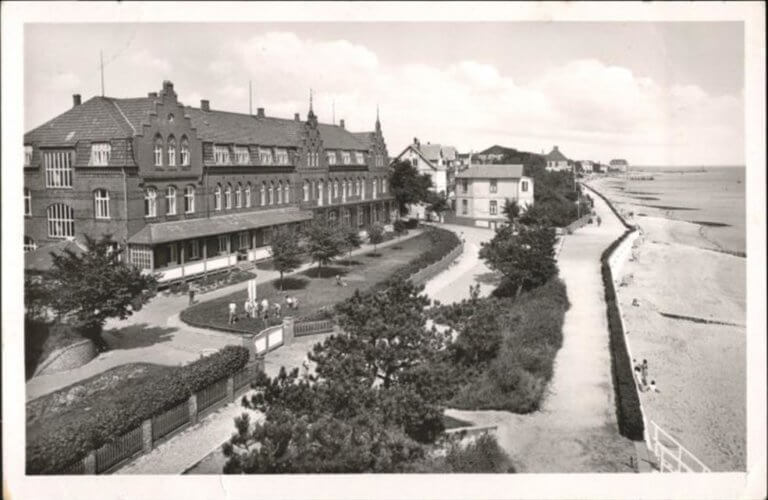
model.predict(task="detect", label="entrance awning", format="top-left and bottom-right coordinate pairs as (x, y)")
top-left (128, 207), bottom-right (313, 245)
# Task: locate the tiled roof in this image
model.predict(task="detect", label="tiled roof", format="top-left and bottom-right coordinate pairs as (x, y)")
top-left (456, 164), bottom-right (525, 179)
top-left (317, 123), bottom-right (369, 150)
top-left (351, 131), bottom-right (376, 149)
top-left (546, 147), bottom-right (569, 162)
top-left (110, 97), bottom-right (157, 133)
top-left (128, 207), bottom-right (314, 245)
top-left (24, 97), bottom-right (136, 146)
top-left (24, 240), bottom-right (86, 273)
top-left (441, 146), bottom-right (457, 161)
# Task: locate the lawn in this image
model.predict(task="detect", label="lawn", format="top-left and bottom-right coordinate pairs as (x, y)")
top-left (181, 231), bottom-right (434, 334)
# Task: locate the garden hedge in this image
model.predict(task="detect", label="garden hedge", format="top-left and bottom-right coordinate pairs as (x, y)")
top-left (27, 345), bottom-right (249, 474)
top-left (384, 227), bottom-right (461, 286)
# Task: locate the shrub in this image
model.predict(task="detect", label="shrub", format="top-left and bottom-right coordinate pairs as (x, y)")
top-left (393, 219), bottom-right (408, 235)
top-left (444, 433), bottom-right (515, 473)
top-left (26, 345), bottom-right (250, 474)
top-left (387, 227), bottom-right (460, 284)
top-left (404, 218), bottom-right (419, 229)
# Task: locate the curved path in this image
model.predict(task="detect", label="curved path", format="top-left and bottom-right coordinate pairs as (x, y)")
top-left (443, 195), bottom-right (636, 472)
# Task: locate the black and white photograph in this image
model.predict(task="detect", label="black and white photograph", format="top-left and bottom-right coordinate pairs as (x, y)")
top-left (2, 2), bottom-right (765, 499)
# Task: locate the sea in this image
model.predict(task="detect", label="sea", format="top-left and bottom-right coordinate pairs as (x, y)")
top-left (619, 166), bottom-right (746, 254)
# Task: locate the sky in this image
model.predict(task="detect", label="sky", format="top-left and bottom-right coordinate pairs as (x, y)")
top-left (24, 22), bottom-right (745, 166)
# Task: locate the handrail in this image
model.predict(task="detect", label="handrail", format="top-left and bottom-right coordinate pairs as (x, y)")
top-left (651, 420), bottom-right (711, 472)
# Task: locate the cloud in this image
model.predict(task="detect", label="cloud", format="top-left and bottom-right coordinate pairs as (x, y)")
top-left (128, 49), bottom-right (171, 73)
top-left (49, 72), bottom-right (81, 91)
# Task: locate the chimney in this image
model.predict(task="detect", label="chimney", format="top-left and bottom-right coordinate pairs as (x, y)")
top-left (72, 94), bottom-right (81, 107)
top-left (339, 119), bottom-right (345, 129)
top-left (256, 107), bottom-right (265, 118)
top-left (294, 113), bottom-right (300, 121)
top-left (201, 100), bottom-right (210, 112)
top-left (162, 80), bottom-right (174, 93)
top-left (147, 92), bottom-right (158, 98)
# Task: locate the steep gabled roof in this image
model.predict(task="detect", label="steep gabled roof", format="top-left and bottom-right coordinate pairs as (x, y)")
top-left (24, 97), bottom-right (137, 146)
top-left (546, 146), bottom-right (569, 162)
top-left (477, 144), bottom-right (514, 156)
top-left (394, 144), bottom-right (445, 171)
top-left (456, 164), bottom-right (525, 179)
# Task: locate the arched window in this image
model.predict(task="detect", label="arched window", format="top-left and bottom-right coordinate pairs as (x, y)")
top-left (24, 236), bottom-right (37, 253)
top-left (317, 180), bottom-right (324, 206)
top-left (24, 188), bottom-right (32, 216)
top-left (214, 184), bottom-right (222, 211)
top-left (167, 135), bottom-right (177, 166)
top-left (327, 181), bottom-right (333, 202)
top-left (342, 178), bottom-right (347, 201)
top-left (165, 186), bottom-right (177, 215)
top-left (268, 182), bottom-right (275, 205)
top-left (360, 177), bottom-right (366, 200)
top-left (260, 182), bottom-right (267, 207)
top-left (225, 184), bottom-right (233, 209)
top-left (94, 188), bottom-right (110, 219)
top-left (47, 203), bottom-right (74, 238)
top-left (303, 180), bottom-right (310, 202)
top-left (382, 178), bottom-right (387, 194)
top-left (235, 183), bottom-right (242, 208)
top-left (284, 181), bottom-right (291, 204)
top-left (333, 179), bottom-right (339, 199)
top-left (145, 188), bottom-right (157, 217)
top-left (154, 135), bottom-right (163, 167)
top-left (373, 178), bottom-right (378, 199)
top-left (245, 183), bottom-right (252, 208)
top-left (277, 181), bottom-right (283, 204)
top-left (180, 136), bottom-right (190, 166)
top-left (184, 185), bottom-right (195, 214)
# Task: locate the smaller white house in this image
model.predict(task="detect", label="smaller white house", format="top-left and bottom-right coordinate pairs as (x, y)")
top-left (580, 160), bottom-right (594, 173)
top-left (454, 164), bottom-right (534, 230)
top-left (546, 145), bottom-right (571, 172)
top-left (609, 159), bottom-right (629, 172)
top-left (394, 138), bottom-right (458, 219)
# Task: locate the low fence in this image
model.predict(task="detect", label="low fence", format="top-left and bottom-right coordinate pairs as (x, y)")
top-left (294, 319), bottom-right (335, 337)
top-left (408, 242), bottom-right (464, 287)
top-left (60, 360), bottom-right (262, 475)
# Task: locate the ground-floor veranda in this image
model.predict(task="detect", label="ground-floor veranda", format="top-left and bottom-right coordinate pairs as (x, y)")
top-left (127, 200), bottom-right (397, 283)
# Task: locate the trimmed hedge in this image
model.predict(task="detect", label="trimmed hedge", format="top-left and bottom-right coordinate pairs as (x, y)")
top-left (27, 345), bottom-right (249, 474)
top-left (384, 227), bottom-right (461, 286)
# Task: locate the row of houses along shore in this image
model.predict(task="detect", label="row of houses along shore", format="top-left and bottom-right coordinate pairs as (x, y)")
top-left (23, 80), bottom-right (395, 284)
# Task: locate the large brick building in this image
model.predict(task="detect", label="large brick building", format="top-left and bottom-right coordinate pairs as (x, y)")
top-left (23, 80), bottom-right (395, 283)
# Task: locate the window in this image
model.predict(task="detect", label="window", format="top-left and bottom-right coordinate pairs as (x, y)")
top-left (24, 145), bottom-right (33, 166)
top-left (24, 189), bottom-right (31, 216)
top-left (166, 186), bottom-right (177, 215)
top-left (47, 203), bottom-right (75, 238)
top-left (214, 184), bottom-right (222, 211)
top-left (329, 210), bottom-right (337, 225)
top-left (490, 179), bottom-right (498, 193)
top-left (382, 178), bottom-right (387, 194)
top-left (412, 158), bottom-right (418, 167)
top-left (168, 243), bottom-right (178, 264)
top-left (260, 182), bottom-right (267, 206)
top-left (154, 136), bottom-right (163, 166)
top-left (521, 180), bottom-right (529, 192)
top-left (461, 179), bottom-right (468, 194)
top-left (184, 185), bottom-right (195, 214)
top-left (357, 208), bottom-right (363, 226)
top-left (167, 136), bottom-right (177, 166)
top-left (145, 188), bottom-right (157, 217)
top-left (188, 240), bottom-right (200, 260)
top-left (327, 182), bottom-right (333, 202)
top-left (355, 152), bottom-right (364, 164)
top-left (284, 181), bottom-right (291, 204)
top-left (245, 183), bottom-right (252, 207)
top-left (24, 236), bottom-right (36, 252)
top-left (342, 208), bottom-right (350, 226)
top-left (44, 151), bottom-right (73, 188)
top-left (277, 181), bottom-right (283, 204)
top-left (225, 184), bottom-right (232, 209)
top-left (235, 183), bottom-right (242, 208)
top-left (259, 148), bottom-right (273, 165)
top-left (317, 180), bottom-right (324, 206)
top-left (180, 137), bottom-right (190, 166)
top-left (490, 200), bottom-right (498, 215)
top-left (90, 143), bottom-right (111, 166)
top-left (326, 151), bottom-right (336, 165)
top-left (303, 180), bottom-right (310, 201)
top-left (94, 189), bottom-right (110, 219)
top-left (360, 178), bottom-right (366, 199)
top-left (129, 245), bottom-right (152, 271)
top-left (333, 180), bottom-right (339, 199)
top-left (214, 145), bottom-right (230, 165)
top-left (341, 151), bottom-right (351, 165)
top-left (307, 151), bottom-right (319, 167)
top-left (462, 199), bottom-right (468, 215)
top-left (268, 182), bottom-right (274, 205)
top-left (275, 149), bottom-right (289, 165)
top-left (235, 146), bottom-right (250, 165)
top-left (376, 154), bottom-right (384, 167)
top-left (218, 235), bottom-right (228, 255)
top-left (238, 231), bottom-right (249, 250)
top-left (372, 178), bottom-right (378, 199)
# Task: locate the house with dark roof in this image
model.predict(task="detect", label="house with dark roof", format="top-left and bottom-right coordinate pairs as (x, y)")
top-left (545, 145), bottom-right (571, 172)
top-left (453, 164), bottom-right (534, 230)
top-left (24, 80), bottom-right (394, 283)
top-left (609, 158), bottom-right (629, 172)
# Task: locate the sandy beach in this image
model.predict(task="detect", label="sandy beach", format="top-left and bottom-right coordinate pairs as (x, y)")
top-left (590, 175), bottom-right (746, 471)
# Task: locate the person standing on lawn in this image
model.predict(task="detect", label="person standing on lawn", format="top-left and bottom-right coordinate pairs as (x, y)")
top-left (228, 302), bottom-right (237, 324)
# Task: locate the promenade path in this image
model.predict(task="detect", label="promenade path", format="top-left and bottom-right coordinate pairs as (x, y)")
top-left (444, 194), bottom-right (636, 472)
top-left (26, 230), bottom-right (420, 402)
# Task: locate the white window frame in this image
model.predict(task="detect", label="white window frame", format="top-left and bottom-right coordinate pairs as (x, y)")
top-left (189, 240), bottom-right (200, 260)
top-left (235, 146), bottom-right (250, 165)
top-left (90, 143), bottom-right (111, 166)
top-left (167, 137), bottom-right (177, 166)
top-left (326, 151), bottom-right (336, 165)
top-left (284, 182), bottom-right (291, 204)
top-left (184, 185), bottom-right (195, 214)
top-left (245, 183), bottom-right (252, 208)
top-left (382, 178), bottom-right (387, 194)
top-left (154, 138), bottom-right (163, 167)
top-left (355, 152), bottom-right (364, 164)
top-left (214, 145), bottom-right (231, 165)
top-left (24, 236), bottom-right (37, 253)
top-left (341, 151), bottom-right (351, 165)
top-left (94, 189), bottom-right (110, 219)
top-left (260, 183), bottom-right (267, 206)
top-left (268, 183), bottom-right (275, 205)
top-left (225, 185), bottom-right (233, 209)
top-left (275, 148), bottom-right (289, 165)
top-left (333, 180), bottom-right (339, 199)
top-left (238, 231), bottom-right (249, 250)
top-left (303, 180), bottom-right (310, 202)
top-left (145, 188), bottom-right (157, 218)
top-left (214, 185), bottom-right (222, 211)
top-left (47, 203), bottom-right (75, 239)
top-left (521, 180), bottom-right (529, 192)
top-left (235, 184), bottom-right (243, 208)
top-left (129, 245), bottom-right (153, 271)
top-left (490, 200), bottom-right (497, 215)
top-left (24, 145), bottom-right (33, 166)
top-left (490, 179), bottom-right (498, 193)
top-left (218, 235), bottom-right (228, 255)
top-left (166, 186), bottom-right (177, 216)
top-left (24, 188), bottom-right (31, 216)
top-left (180, 137), bottom-right (190, 166)
top-left (277, 181), bottom-right (283, 204)
top-left (168, 243), bottom-right (178, 264)
top-left (44, 150), bottom-right (73, 188)
top-left (259, 148), bottom-right (273, 165)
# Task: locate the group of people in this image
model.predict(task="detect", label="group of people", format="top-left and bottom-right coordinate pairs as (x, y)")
top-left (633, 358), bottom-right (659, 393)
top-left (227, 294), bottom-right (300, 325)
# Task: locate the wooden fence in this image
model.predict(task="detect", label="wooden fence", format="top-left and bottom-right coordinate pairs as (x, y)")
top-left (294, 319), bottom-right (335, 337)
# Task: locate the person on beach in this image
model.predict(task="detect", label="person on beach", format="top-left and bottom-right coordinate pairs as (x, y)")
top-left (648, 380), bottom-right (659, 393)
top-left (596, 215), bottom-right (602, 227)
top-left (641, 359), bottom-right (649, 387)
top-left (228, 302), bottom-right (237, 324)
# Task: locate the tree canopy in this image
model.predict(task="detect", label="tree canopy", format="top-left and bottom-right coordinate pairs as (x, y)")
top-left (389, 160), bottom-right (433, 216)
top-left (367, 223), bottom-right (385, 254)
top-left (303, 217), bottom-right (345, 270)
top-left (270, 228), bottom-right (303, 289)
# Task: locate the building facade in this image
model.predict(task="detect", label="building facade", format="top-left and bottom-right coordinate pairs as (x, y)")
top-left (393, 138), bottom-right (458, 220)
top-left (23, 81), bottom-right (394, 283)
top-left (545, 145), bottom-right (571, 172)
top-left (453, 164), bottom-right (534, 230)
top-left (609, 159), bottom-right (629, 172)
